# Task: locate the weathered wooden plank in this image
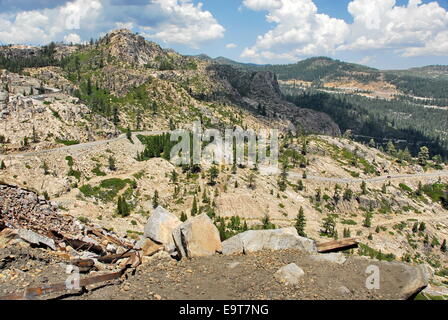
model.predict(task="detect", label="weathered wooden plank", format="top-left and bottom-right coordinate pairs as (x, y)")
top-left (317, 238), bottom-right (359, 253)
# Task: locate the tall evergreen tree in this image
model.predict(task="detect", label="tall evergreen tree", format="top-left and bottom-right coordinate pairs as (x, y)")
top-left (295, 207), bottom-right (307, 237)
top-left (191, 195), bottom-right (198, 216)
top-left (152, 190), bottom-right (159, 209)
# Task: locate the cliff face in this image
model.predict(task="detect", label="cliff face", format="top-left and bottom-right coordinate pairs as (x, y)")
top-left (207, 64), bottom-right (340, 136)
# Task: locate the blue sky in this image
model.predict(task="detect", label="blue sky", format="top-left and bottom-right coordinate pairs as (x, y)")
top-left (0, 0), bottom-right (447, 69)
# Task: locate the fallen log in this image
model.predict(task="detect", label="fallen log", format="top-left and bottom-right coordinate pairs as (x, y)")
top-left (0, 269), bottom-right (126, 300)
top-left (70, 259), bottom-right (96, 274)
top-left (63, 238), bottom-right (106, 256)
top-left (89, 228), bottom-right (133, 250)
top-left (96, 251), bottom-right (134, 264)
top-left (317, 238), bottom-right (359, 253)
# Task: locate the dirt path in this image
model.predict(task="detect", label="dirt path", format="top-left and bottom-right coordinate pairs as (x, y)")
top-left (0, 131), bottom-right (163, 158)
top-left (289, 171), bottom-right (448, 184)
top-left (2, 130), bottom-right (447, 184)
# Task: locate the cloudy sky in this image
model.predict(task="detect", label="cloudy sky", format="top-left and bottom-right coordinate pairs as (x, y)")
top-left (0, 0), bottom-right (447, 69)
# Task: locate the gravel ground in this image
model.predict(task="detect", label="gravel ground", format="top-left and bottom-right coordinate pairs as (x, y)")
top-left (0, 246), bottom-right (425, 300)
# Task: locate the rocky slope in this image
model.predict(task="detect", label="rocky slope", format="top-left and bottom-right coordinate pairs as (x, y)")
top-left (0, 70), bottom-right (118, 153)
top-left (0, 185), bottom-right (432, 300)
top-left (0, 29), bottom-right (340, 143)
top-left (0, 29), bottom-right (447, 300)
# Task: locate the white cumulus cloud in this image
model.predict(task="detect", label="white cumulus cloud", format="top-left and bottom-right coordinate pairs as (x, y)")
top-left (138, 0), bottom-right (225, 48)
top-left (226, 43), bottom-right (237, 49)
top-left (241, 0), bottom-right (350, 61)
top-left (0, 0), bottom-right (102, 45)
top-left (242, 0), bottom-right (448, 62)
top-left (63, 33), bottom-right (81, 44)
top-left (0, 0), bottom-right (225, 49)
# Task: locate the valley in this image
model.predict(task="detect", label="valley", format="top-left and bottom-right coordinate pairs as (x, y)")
top-left (0, 29), bottom-right (447, 301)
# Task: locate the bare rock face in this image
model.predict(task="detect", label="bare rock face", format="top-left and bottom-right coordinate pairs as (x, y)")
top-left (173, 214), bottom-right (222, 259)
top-left (144, 206), bottom-right (181, 250)
top-left (222, 227), bottom-right (317, 255)
top-left (274, 263), bottom-right (305, 285)
top-left (100, 29), bottom-right (167, 67)
top-left (207, 64), bottom-right (340, 136)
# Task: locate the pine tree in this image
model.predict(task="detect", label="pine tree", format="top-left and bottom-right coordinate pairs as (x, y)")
top-left (386, 141), bottom-right (396, 156)
top-left (202, 189), bottom-right (209, 204)
top-left (126, 126), bottom-right (132, 142)
top-left (419, 222), bottom-right (426, 232)
top-left (441, 239), bottom-right (447, 253)
top-left (117, 196), bottom-right (130, 217)
top-left (262, 214), bottom-right (273, 230)
top-left (418, 146), bottom-right (430, 166)
top-left (424, 234), bottom-right (429, 246)
top-left (295, 207), bottom-right (306, 237)
top-left (343, 188), bottom-right (353, 201)
top-left (180, 212), bottom-right (188, 222)
top-left (108, 156), bottom-right (116, 171)
top-left (315, 188), bottom-right (322, 202)
top-left (343, 228), bottom-right (351, 238)
top-left (248, 173), bottom-right (256, 190)
top-left (191, 196), bottom-right (198, 216)
top-left (32, 126), bottom-right (38, 143)
top-left (87, 78), bottom-right (92, 96)
top-left (208, 165), bottom-right (219, 185)
top-left (412, 222), bottom-right (419, 233)
top-left (321, 214), bottom-right (336, 237)
top-left (363, 213), bottom-right (372, 228)
top-left (297, 179), bottom-right (304, 191)
top-left (151, 101), bottom-right (157, 114)
top-left (0, 160), bottom-right (5, 170)
top-left (361, 181), bottom-right (368, 195)
top-left (301, 141), bottom-right (307, 155)
top-left (152, 190), bottom-right (159, 209)
top-left (431, 236), bottom-right (440, 248)
top-left (170, 170), bottom-right (178, 183)
top-left (113, 107), bottom-right (119, 125)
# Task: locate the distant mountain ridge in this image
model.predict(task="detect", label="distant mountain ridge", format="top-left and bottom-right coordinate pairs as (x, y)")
top-left (206, 56), bottom-right (448, 99)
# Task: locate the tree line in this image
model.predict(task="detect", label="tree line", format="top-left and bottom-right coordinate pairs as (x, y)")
top-left (283, 88), bottom-right (448, 160)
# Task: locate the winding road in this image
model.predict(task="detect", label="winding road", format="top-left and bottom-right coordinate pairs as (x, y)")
top-left (1, 131), bottom-right (447, 184)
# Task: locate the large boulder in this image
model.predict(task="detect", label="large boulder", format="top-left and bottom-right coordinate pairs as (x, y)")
top-left (144, 206), bottom-right (181, 249)
top-left (222, 227), bottom-right (317, 255)
top-left (347, 256), bottom-right (429, 299)
top-left (274, 263), bottom-right (305, 285)
top-left (222, 234), bottom-right (245, 255)
top-left (173, 214), bottom-right (222, 259)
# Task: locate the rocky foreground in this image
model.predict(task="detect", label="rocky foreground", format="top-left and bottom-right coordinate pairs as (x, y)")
top-left (0, 184), bottom-right (433, 300)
